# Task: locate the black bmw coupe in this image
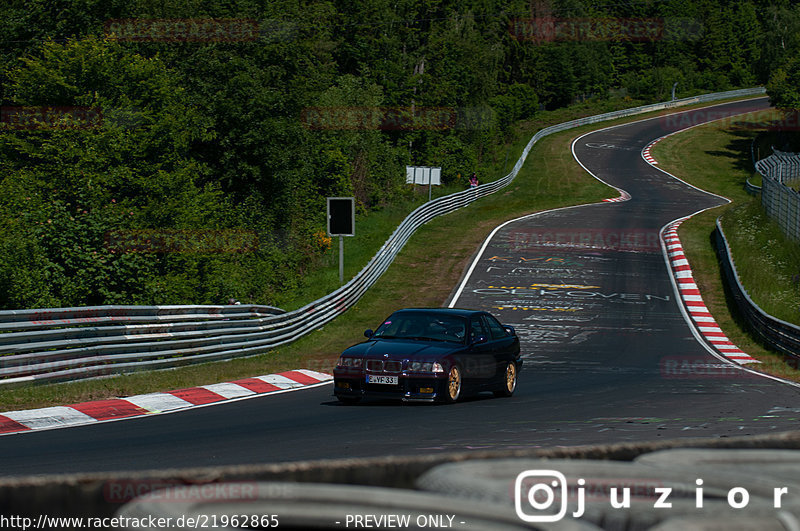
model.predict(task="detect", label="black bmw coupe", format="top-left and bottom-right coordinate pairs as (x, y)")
top-left (333, 308), bottom-right (522, 403)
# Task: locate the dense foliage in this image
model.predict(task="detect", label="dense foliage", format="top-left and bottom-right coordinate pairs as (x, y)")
top-left (0, 0), bottom-right (795, 309)
top-left (765, 3), bottom-right (800, 110)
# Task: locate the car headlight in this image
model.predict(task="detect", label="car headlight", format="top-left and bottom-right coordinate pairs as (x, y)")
top-left (408, 361), bottom-right (434, 372)
top-left (432, 362), bottom-right (445, 373)
top-left (337, 356), bottom-right (362, 368)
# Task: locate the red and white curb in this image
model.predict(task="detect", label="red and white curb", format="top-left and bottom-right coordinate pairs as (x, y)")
top-left (642, 130), bottom-right (683, 165)
top-left (662, 222), bottom-right (757, 364)
top-left (642, 143), bottom-right (658, 165)
top-left (0, 369), bottom-right (332, 435)
top-left (642, 135), bottom-right (667, 164)
top-left (603, 190), bottom-right (632, 202)
top-left (644, 127), bottom-right (759, 365)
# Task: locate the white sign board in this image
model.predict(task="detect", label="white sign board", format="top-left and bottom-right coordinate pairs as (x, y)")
top-left (406, 166), bottom-right (441, 186)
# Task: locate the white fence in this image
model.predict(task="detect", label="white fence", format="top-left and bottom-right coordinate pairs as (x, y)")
top-left (0, 87), bottom-right (767, 387)
top-left (756, 151), bottom-right (800, 242)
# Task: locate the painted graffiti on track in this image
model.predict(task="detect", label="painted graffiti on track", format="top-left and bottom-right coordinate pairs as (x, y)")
top-left (474, 287), bottom-right (670, 302)
top-left (486, 255), bottom-right (586, 266)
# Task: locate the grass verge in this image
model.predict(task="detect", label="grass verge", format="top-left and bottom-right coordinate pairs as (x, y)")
top-left (0, 94), bottom-right (772, 410)
top-left (650, 118), bottom-right (800, 382)
top-left (279, 97), bottom-right (653, 311)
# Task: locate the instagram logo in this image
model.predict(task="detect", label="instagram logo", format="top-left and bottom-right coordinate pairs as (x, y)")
top-left (514, 470), bottom-right (569, 522)
top-left (513, 470), bottom-right (791, 522)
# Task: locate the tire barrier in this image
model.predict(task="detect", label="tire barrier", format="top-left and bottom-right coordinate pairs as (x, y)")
top-left (714, 219), bottom-right (800, 364)
top-left (0, 88), bottom-right (767, 387)
top-left (116, 482), bottom-right (598, 531)
top-left (2, 430), bottom-right (799, 527)
top-left (415, 449), bottom-right (800, 530)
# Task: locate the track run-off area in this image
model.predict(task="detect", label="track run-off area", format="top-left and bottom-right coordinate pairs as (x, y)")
top-left (0, 97), bottom-right (798, 476)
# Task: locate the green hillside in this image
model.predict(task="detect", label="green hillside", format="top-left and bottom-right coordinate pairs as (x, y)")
top-left (1, 0), bottom-right (796, 309)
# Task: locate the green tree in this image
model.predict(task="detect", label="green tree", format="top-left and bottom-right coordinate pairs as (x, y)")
top-left (767, 60), bottom-right (800, 110)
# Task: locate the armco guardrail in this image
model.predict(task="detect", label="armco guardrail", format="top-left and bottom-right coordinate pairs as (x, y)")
top-left (714, 219), bottom-right (800, 364)
top-left (745, 177), bottom-right (761, 195)
top-left (0, 87), bottom-right (767, 387)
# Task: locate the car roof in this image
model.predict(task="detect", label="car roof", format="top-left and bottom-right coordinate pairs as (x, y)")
top-left (390, 308), bottom-right (483, 318)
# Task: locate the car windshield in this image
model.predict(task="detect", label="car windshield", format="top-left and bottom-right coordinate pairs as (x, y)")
top-left (373, 313), bottom-right (466, 343)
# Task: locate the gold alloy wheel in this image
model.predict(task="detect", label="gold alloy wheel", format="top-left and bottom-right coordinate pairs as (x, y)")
top-left (505, 362), bottom-right (517, 393)
top-left (495, 362), bottom-right (517, 397)
top-left (447, 365), bottom-right (462, 402)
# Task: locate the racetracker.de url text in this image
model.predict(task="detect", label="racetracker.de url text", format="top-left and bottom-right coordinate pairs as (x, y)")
top-left (0, 514), bottom-right (280, 529)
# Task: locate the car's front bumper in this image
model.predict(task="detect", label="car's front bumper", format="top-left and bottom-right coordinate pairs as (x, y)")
top-left (333, 369), bottom-right (449, 402)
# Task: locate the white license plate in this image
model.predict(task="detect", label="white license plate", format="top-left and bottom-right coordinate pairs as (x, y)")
top-left (366, 374), bottom-right (398, 385)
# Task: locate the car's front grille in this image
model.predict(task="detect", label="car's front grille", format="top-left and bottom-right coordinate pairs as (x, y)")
top-left (365, 360), bottom-right (403, 373)
top-left (385, 360), bottom-right (402, 372)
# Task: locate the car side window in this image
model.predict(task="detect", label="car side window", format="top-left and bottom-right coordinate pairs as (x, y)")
top-left (469, 316), bottom-right (487, 342)
top-left (483, 315), bottom-right (508, 340)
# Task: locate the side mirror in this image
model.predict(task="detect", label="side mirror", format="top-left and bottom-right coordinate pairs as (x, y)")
top-left (505, 326), bottom-right (516, 336)
top-left (471, 335), bottom-right (488, 345)
top-left (364, 329), bottom-right (374, 338)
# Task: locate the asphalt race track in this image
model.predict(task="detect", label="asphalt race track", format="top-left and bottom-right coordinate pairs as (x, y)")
top-left (1, 98), bottom-right (798, 477)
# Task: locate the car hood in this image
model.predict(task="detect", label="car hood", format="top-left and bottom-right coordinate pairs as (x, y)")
top-left (343, 338), bottom-right (462, 359)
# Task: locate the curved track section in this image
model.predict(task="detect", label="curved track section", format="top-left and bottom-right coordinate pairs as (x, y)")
top-left (0, 99), bottom-right (798, 477)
